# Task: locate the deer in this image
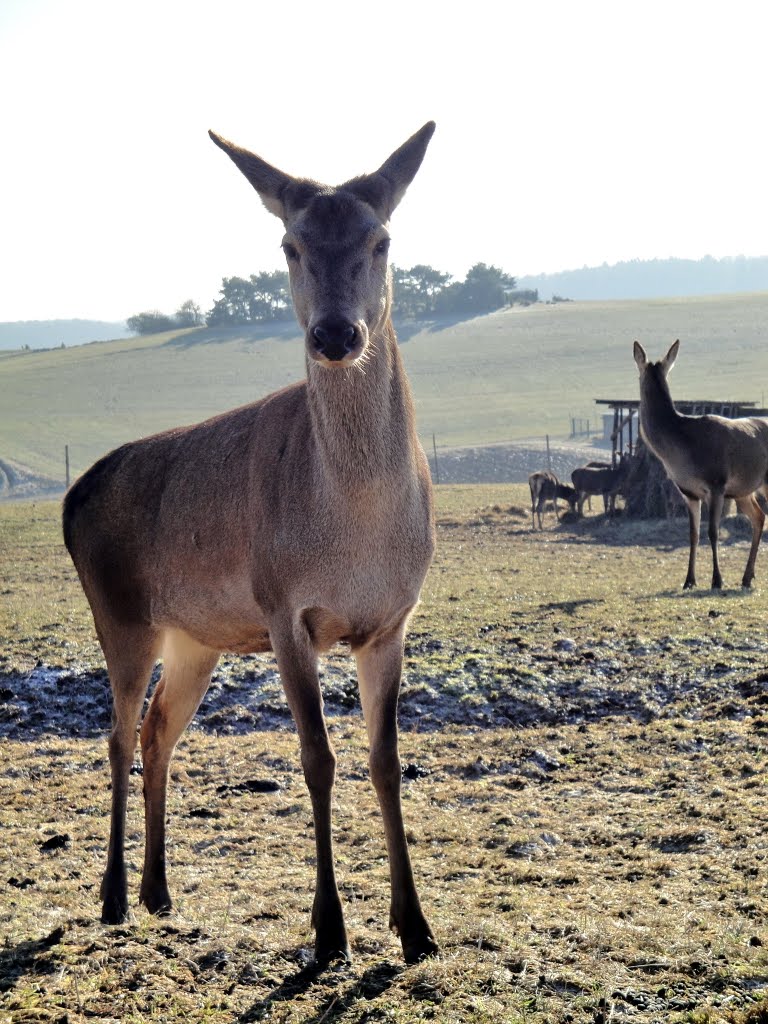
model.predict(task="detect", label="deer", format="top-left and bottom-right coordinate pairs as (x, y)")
top-left (528, 470), bottom-right (577, 529)
top-left (634, 339), bottom-right (768, 589)
top-left (62, 122), bottom-right (439, 965)
top-left (571, 458), bottom-right (630, 517)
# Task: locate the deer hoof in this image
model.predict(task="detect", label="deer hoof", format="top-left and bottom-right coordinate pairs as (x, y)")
top-left (683, 579), bottom-right (696, 590)
top-left (100, 893), bottom-right (129, 925)
top-left (314, 938), bottom-right (352, 966)
top-left (402, 931), bottom-right (439, 965)
top-left (139, 883), bottom-right (172, 916)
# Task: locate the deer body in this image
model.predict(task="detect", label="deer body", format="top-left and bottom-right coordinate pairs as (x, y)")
top-left (528, 470), bottom-right (576, 528)
top-left (63, 123), bottom-right (438, 964)
top-left (634, 340), bottom-right (768, 589)
top-left (571, 461), bottom-right (628, 517)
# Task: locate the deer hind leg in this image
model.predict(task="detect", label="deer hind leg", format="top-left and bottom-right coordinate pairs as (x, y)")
top-left (139, 630), bottom-right (219, 916)
top-left (707, 490), bottom-right (726, 589)
top-left (682, 494), bottom-right (702, 589)
top-left (271, 617), bottom-right (349, 963)
top-left (99, 623), bottom-right (162, 924)
top-left (356, 626), bottom-right (438, 965)
top-left (735, 493), bottom-right (765, 588)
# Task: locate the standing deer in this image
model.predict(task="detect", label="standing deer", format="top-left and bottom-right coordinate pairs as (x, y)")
top-left (62, 122), bottom-right (439, 964)
top-left (634, 339), bottom-right (768, 589)
top-left (528, 470), bottom-right (577, 529)
top-left (571, 459), bottom-right (630, 517)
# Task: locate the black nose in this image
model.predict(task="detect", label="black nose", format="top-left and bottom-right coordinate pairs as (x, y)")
top-left (311, 319), bottom-right (359, 361)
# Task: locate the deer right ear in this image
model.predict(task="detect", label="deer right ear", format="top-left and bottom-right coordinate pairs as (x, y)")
top-left (662, 339), bottom-right (680, 375)
top-left (209, 130), bottom-right (297, 222)
top-left (633, 341), bottom-right (647, 372)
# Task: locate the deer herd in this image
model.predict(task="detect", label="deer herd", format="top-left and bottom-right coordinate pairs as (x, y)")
top-left (61, 121), bottom-right (768, 965)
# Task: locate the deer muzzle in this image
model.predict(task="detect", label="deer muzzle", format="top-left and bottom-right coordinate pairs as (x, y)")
top-left (309, 317), bottom-right (364, 365)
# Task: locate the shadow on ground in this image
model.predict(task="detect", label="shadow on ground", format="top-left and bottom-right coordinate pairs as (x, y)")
top-left (239, 959), bottom-right (401, 1023)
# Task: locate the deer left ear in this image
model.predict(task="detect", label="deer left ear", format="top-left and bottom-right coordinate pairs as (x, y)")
top-left (633, 341), bottom-right (647, 372)
top-left (345, 121), bottom-right (436, 220)
top-left (662, 339), bottom-right (680, 374)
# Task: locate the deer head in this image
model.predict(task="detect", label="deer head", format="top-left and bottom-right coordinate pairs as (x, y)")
top-left (633, 339), bottom-right (680, 378)
top-left (209, 123), bottom-right (436, 368)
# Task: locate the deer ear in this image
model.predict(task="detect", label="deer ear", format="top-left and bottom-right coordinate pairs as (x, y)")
top-left (209, 130), bottom-right (300, 222)
top-left (633, 341), bottom-right (647, 372)
top-left (345, 121), bottom-right (436, 220)
top-left (662, 339), bottom-right (680, 374)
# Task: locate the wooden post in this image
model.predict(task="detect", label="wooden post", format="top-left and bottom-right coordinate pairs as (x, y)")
top-left (65, 445), bottom-right (70, 490)
top-left (612, 408), bottom-right (619, 467)
top-left (432, 433), bottom-right (440, 485)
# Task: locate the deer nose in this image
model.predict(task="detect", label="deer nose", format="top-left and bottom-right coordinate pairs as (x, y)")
top-left (311, 319), bottom-right (359, 361)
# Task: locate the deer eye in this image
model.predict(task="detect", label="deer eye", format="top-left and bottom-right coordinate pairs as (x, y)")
top-left (282, 243), bottom-right (300, 262)
top-left (373, 238), bottom-right (390, 257)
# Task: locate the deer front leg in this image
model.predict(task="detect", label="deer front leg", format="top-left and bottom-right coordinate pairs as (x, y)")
top-left (707, 490), bottom-right (725, 589)
top-left (356, 627), bottom-right (438, 965)
top-left (682, 495), bottom-right (701, 589)
top-left (271, 618), bottom-right (349, 964)
top-left (735, 493), bottom-right (765, 588)
top-left (100, 625), bottom-right (160, 924)
top-left (139, 632), bottom-right (219, 915)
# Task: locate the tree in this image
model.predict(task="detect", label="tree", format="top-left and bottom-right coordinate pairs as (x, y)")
top-left (206, 272), bottom-right (292, 325)
top-left (249, 270), bottom-right (292, 321)
top-left (126, 311), bottom-right (178, 335)
top-left (392, 265), bottom-right (451, 318)
top-left (175, 299), bottom-right (204, 327)
top-left (454, 263), bottom-right (516, 313)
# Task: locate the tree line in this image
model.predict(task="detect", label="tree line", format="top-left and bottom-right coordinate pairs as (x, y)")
top-left (127, 263), bottom-right (534, 335)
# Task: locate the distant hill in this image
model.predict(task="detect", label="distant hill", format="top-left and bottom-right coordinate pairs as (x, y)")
top-left (0, 319), bottom-right (130, 351)
top-left (518, 255), bottom-right (768, 301)
top-left (4, 293), bottom-right (768, 492)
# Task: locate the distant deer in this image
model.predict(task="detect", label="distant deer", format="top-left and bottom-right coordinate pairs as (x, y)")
top-left (571, 459), bottom-right (630, 517)
top-left (62, 122), bottom-right (439, 965)
top-left (528, 470), bottom-right (577, 528)
top-left (583, 461), bottom-right (611, 511)
top-left (634, 339), bottom-right (768, 589)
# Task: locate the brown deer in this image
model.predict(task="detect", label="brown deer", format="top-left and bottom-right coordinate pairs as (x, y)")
top-left (634, 339), bottom-right (768, 589)
top-left (528, 470), bottom-right (577, 529)
top-left (62, 122), bottom-right (439, 965)
top-left (571, 459), bottom-right (630, 517)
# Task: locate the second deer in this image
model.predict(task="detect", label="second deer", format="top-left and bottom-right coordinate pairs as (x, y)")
top-left (634, 339), bottom-right (768, 589)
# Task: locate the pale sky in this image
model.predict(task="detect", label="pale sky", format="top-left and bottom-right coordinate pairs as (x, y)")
top-left (2, 0), bottom-right (767, 322)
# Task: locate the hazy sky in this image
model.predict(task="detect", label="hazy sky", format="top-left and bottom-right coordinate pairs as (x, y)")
top-left (2, 0), bottom-right (767, 322)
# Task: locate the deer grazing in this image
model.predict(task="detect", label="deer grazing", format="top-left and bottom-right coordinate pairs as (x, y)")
top-left (528, 470), bottom-right (577, 528)
top-left (634, 339), bottom-right (768, 589)
top-left (62, 122), bottom-right (439, 965)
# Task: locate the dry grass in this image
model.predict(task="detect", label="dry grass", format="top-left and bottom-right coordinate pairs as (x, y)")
top-left (1, 487), bottom-right (767, 1023)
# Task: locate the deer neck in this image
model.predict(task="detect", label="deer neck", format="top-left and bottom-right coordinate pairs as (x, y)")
top-left (306, 319), bottom-right (418, 487)
top-left (639, 369), bottom-right (683, 455)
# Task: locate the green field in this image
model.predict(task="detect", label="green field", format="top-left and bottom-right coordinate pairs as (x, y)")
top-left (1, 489), bottom-right (767, 1022)
top-left (2, 292), bottom-right (768, 487)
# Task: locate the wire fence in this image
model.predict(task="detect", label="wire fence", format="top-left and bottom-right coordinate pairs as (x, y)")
top-left (422, 433), bottom-right (610, 486)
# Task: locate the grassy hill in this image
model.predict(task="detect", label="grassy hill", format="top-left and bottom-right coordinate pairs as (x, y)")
top-left (2, 292), bottom-right (768, 488)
